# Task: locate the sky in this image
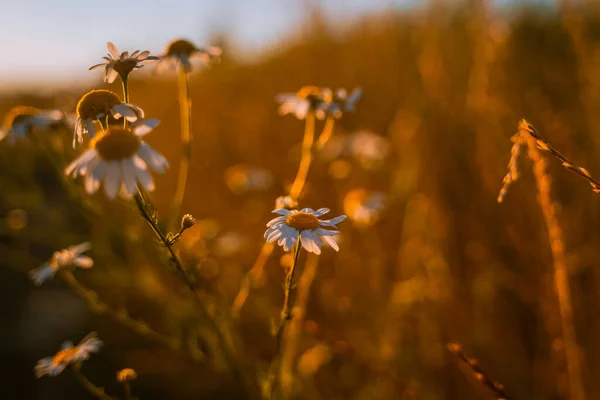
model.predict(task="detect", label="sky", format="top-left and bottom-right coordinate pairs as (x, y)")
top-left (0, 0), bottom-right (535, 89)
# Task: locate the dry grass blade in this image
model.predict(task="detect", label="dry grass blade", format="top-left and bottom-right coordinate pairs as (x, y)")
top-left (448, 342), bottom-right (511, 400)
top-left (518, 119), bottom-right (600, 194)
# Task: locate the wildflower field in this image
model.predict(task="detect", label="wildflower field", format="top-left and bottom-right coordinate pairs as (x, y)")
top-left (4, 1), bottom-right (600, 399)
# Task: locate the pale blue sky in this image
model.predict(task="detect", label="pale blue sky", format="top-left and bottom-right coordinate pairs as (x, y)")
top-left (0, 0), bottom-right (535, 89)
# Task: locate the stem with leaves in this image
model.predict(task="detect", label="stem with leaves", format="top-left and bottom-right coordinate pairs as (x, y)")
top-left (132, 190), bottom-right (257, 398)
top-left (263, 240), bottom-right (302, 398)
top-left (72, 365), bottom-right (119, 400)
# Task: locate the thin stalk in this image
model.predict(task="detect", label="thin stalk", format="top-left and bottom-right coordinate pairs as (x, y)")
top-left (170, 66), bottom-right (193, 232)
top-left (121, 76), bottom-right (130, 128)
top-left (123, 383), bottom-right (132, 400)
top-left (280, 253), bottom-right (320, 399)
top-left (72, 366), bottom-right (118, 400)
top-left (315, 116), bottom-right (335, 151)
top-left (263, 240), bottom-right (302, 399)
top-left (58, 270), bottom-right (180, 351)
top-left (231, 242), bottom-right (275, 318)
top-left (524, 132), bottom-right (585, 400)
top-left (132, 191), bottom-right (257, 398)
top-left (232, 113), bottom-right (322, 316)
top-left (289, 113), bottom-right (315, 201)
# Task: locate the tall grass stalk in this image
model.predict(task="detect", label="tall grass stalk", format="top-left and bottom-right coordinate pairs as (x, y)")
top-left (169, 66), bottom-right (193, 232)
top-left (500, 120), bottom-right (588, 400)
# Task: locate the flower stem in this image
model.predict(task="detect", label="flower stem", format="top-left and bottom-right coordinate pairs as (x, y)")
top-left (121, 77), bottom-right (130, 128)
top-left (289, 113), bottom-right (315, 201)
top-left (132, 190), bottom-right (257, 398)
top-left (123, 383), bottom-right (132, 400)
top-left (263, 239), bottom-right (302, 398)
top-left (72, 366), bottom-right (118, 400)
top-left (315, 116), bottom-right (335, 151)
top-left (169, 66), bottom-right (193, 232)
top-left (232, 114), bottom-right (321, 316)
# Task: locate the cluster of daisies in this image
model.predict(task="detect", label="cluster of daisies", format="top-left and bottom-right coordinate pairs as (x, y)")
top-left (0, 35), bottom-right (376, 393)
top-left (276, 85), bottom-right (362, 121)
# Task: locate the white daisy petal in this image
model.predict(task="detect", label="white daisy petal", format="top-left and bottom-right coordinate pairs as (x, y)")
top-left (111, 104), bottom-right (137, 121)
top-left (133, 118), bottom-right (159, 136)
top-left (106, 69), bottom-right (119, 83)
top-left (121, 158), bottom-right (138, 196)
top-left (319, 215), bottom-right (347, 227)
top-left (315, 227), bottom-right (339, 236)
top-left (321, 234), bottom-right (339, 251)
top-left (104, 162), bottom-right (121, 199)
top-left (266, 216), bottom-right (285, 227)
top-left (74, 255), bottom-right (94, 269)
top-left (272, 209), bottom-right (292, 216)
top-left (313, 208), bottom-right (330, 217)
top-left (137, 143), bottom-right (169, 172)
top-left (67, 242), bottom-right (92, 255)
top-left (107, 42), bottom-right (120, 59)
top-left (136, 165), bottom-right (155, 192)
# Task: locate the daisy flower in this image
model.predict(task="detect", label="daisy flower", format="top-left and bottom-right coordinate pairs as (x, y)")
top-left (0, 106), bottom-right (64, 144)
top-left (276, 86), bottom-right (332, 120)
top-left (264, 208), bottom-right (346, 255)
top-left (89, 42), bottom-right (159, 83)
top-left (65, 118), bottom-right (169, 199)
top-left (73, 89), bottom-right (144, 147)
top-left (35, 332), bottom-right (103, 378)
top-left (343, 189), bottom-right (386, 226)
top-left (156, 39), bottom-right (222, 73)
top-left (29, 242), bottom-right (93, 286)
top-left (323, 88), bottom-right (362, 119)
top-left (275, 195), bottom-right (298, 210)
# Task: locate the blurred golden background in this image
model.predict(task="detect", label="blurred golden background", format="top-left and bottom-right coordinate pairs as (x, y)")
top-left (3, 1), bottom-right (600, 399)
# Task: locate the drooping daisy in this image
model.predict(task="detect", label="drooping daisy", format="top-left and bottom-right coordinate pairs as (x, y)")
top-left (156, 39), bottom-right (222, 73)
top-left (89, 42), bottom-right (159, 83)
top-left (35, 332), bottom-right (103, 378)
top-left (323, 88), bottom-right (362, 119)
top-left (73, 89), bottom-right (144, 147)
top-left (275, 195), bottom-right (298, 210)
top-left (343, 189), bottom-right (386, 226)
top-left (0, 106), bottom-right (64, 144)
top-left (65, 119), bottom-right (169, 199)
top-left (276, 86), bottom-right (332, 120)
top-left (29, 242), bottom-right (93, 286)
top-left (264, 208), bottom-right (346, 255)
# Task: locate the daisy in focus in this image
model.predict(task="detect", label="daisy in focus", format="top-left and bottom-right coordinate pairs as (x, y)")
top-left (264, 208), bottom-right (346, 255)
top-left (35, 332), bottom-right (103, 378)
top-left (29, 242), bottom-right (93, 286)
top-left (156, 39), bottom-right (222, 73)
top-left (0, 106), bottom-right (64, 144)
top-left (74, 89), bottom-right (144, 147)
top-left (276, 86), bottom-right (332, 120)
top-left (89, 42), bottom-right (158, 83)
top-left (73, 89), bottom-right (144, 147)
top-left (324, 88), bottom-right (362, 119)
top-left (65, 118), bottom-right (169, 199)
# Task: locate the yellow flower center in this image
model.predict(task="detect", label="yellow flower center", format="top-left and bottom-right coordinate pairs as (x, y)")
top-left (3, 106), bottom-right (39, 130)
top-left (285, 212), bottom-right (320, 231)
top-left (92, 127), bottom-right (141, 161)
top-left (113, 59), bottom-right (138, 78)
top-left (52, 347), bottom-right (77, 366)
top-left (166, 39), bottom-right (197, 57)
top-left (76, 90), bottom-right (121, 120)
